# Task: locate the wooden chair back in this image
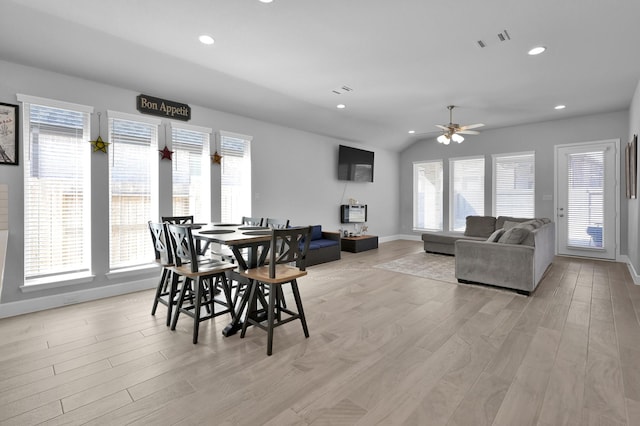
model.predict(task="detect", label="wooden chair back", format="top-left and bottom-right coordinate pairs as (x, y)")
top-left (265, 218), bottom-right (290, 229)
top-left (162, 215), bottom-right (194, 224)
top-left (267, 226), bottom-right (311, 278)
top-left (148, 221), bottom-right (173, 266)
top-left (166, 224), bottom-right (200, 273)
top-left (242, 216), bottom-right (264, 226)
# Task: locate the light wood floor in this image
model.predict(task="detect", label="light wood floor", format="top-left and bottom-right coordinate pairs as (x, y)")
top-left (1, 240), bottom-right (640, 425)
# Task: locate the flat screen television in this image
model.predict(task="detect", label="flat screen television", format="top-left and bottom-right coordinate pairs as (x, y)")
top-left (338, 145), bottom-right (374, 182)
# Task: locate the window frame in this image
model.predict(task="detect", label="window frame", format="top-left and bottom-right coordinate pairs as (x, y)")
top-left (449, 155), bottom-right (485, 232)
top-left (107, 110), bottom-right (160, 271)
top-left (492, 151), bottom-right (535, 218)
top-left (18, 94), bottom-right (94, 286)
top-left (170, 122), bottom-right (212, 222)
top-left (413, 159), bottom-right (444, 231)
top-left (219, 130), bottom-right (252, 223)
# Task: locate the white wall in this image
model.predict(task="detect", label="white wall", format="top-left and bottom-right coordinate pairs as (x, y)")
top-left (0, 60), bottom-right (399, 313)
top-left (400, 110), bottom-right (630, 250)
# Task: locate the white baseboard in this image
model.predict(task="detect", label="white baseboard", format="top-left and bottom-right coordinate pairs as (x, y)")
top-left (379, 234), bottom-right (422, 243)
top-left (621, 255), bottom-right (640, 285)
top-left (0, 278), bottom-right (157, 319)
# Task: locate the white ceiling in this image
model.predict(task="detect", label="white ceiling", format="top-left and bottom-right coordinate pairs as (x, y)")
top-left (1, 0), bottom-right (640, 151)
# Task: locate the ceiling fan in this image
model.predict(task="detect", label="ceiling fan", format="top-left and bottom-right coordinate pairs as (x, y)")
top-left (435, 105), bottom-right (484, 145)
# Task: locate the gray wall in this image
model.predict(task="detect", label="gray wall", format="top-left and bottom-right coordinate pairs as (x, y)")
top-left (628, 80), bottom-right (640, 272)
top-left (400, 110), bottom-right (630, 251)
top-left (0, 59), bottom-right (399, 309)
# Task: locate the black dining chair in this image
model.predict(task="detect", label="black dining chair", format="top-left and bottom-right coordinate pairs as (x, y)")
top-left (239, 226), bottom-right (311, 355)
top-left (148, 221), bottom-right (179, 326)
top-left (167, 224), bottom-right (237, 344)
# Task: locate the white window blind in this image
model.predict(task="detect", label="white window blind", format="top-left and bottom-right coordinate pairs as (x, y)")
top-left (413, 160), bottom-right (443, 231)
top-left (493, 152), bottom-right (535, 218)
top-left (568, 151), bottom-right (604, 248)
top-left (109, 115), bottom-right (159, 269)
top-left (450, 156), bottom-right (484, 231)
top-left (171, 126), bottom-right (211, 221)
top-left (220, 132), bottom-right (251, 223)
top-left (22, 100), bottom-right (92, 281)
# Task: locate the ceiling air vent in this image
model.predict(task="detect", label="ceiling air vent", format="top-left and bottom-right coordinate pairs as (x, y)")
top-left (497, 30), bottom-right (511, 41)
top-left (477, 40), bottom-right (486, 48)
top-left (332, 85), bottom-right (354, 95)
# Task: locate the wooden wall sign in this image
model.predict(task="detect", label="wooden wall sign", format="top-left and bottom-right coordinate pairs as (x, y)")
top-left (136, 94), bottom-right (191, 121)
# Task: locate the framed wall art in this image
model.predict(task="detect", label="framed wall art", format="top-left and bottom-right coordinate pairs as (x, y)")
top-left (0, 102), bottom-right (18, 165)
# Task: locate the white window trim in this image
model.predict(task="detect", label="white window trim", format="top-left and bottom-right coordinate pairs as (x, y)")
top-left (492, 150), bottom-right (535, 217)
top-left (17, 94), bottom-right (94, 113)
top-left (107, 110), bottom-right (162, 126)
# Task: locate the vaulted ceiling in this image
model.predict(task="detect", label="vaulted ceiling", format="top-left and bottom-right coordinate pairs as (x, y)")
top-left (1, 0), bottom-right (639, 150)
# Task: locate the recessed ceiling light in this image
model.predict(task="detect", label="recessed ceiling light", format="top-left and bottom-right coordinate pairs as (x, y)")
top-left (408, 130), bottom-right (416, 134)
top-left (528, 46), bottom-right (546, 55)
top-left (554, 104), bottom-right (566, 110)
top-left (337, 104), bottom-right (346, 109)
top-left (199, 35), bottom-right (215, 45)
top-left (259, 0), bottom-right (274, 3)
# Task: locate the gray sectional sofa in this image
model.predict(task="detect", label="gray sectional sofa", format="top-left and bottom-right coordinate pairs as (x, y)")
top-left (422, 216), bottom-right (555, 295)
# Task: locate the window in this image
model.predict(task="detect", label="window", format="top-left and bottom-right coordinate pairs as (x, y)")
top-left (108, 111), bottom-right (160, 269)
top-left (171, 124), bottom-right (211, 221)
top-left (450, 156), bottom-right (484, 231)
top-left (493, 152), bottom-right (535, 217)
top-left (220, 131), bottom-right (252, 223)
top-left (413, 160), bottom-right (443, 231)
top-left (19, 95), bottom-right (93, 282)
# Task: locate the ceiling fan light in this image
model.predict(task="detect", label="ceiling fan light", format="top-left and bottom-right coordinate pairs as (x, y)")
top-left (452, 133), bottom-right (464, 143)
top-left (437, 134), bottom-right (449, 144)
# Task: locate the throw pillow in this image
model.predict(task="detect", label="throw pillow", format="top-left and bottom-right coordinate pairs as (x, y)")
top-left (486, 228), bottom-right (505, 242)
top-left (464, 216), bottom-right (497, 238)
top-left (497, 227), bottom-right (530, 244)
top-left (502, 220), bottom-right (521, 231)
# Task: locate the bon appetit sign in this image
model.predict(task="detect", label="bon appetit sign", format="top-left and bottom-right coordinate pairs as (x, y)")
top-left (136, 94), bottom-right (191, 121)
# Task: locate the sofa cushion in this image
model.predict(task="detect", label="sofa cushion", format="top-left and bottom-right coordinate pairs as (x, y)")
top-left (496, 216), bottom-right (532, 230)
top-left (464, 216), bottom-right (497, 238)
top-left (310, 225), bottom-right (323, 241)
top-left (498, 227), bottom-right (530, 244)
top-left (486, 229), bottom-right (505, 242)
top-left (308, 238), bottom-right (339, 250)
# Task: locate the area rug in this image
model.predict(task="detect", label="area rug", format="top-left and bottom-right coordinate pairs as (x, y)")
top-left (374, 252), bottom-right (457, 284)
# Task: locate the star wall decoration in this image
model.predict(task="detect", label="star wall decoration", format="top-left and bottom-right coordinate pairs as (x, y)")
top-left (90, 135), bottom-right (110, 153)
top-left (90, 112), bottom-right (109, 153)
top-left (212, 150), bottom-right (222, 164)
top-left (159, 145), bottom-right (173, 160)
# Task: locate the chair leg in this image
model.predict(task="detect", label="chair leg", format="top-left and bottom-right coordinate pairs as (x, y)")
top-left (193, 277), bottom-right (202, 344)
top-left (171, 277), bottom-right (190, 330)
top-left (165, 272), bottom-right (180, 327)
top-left (151, 268), bottom-right (169, 316)
top-left (266, 283), bottom-right (276, 356)
top-left (240, 280), bottom-right (258, 338)
top-left (291, 280), bottom-right (309, 338)
top-left (220, 274), bottom-right (236, 321)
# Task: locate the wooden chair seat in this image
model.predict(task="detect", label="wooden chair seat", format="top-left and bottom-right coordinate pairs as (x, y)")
top-left (240, 265), bottom-right (307, 284)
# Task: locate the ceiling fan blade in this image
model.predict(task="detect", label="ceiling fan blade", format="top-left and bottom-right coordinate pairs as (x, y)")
top-left (411, 129), bottom-right (441, 136)
top-left (435, 124), bottom-right (449, 131)
top-left (457, 130), bottom-right (480, 135)
top-left (458, 123), bottom-right (485, 130)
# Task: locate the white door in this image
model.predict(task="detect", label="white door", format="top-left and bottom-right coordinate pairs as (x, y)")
top-left (555, 140), bottom-right (618, 260)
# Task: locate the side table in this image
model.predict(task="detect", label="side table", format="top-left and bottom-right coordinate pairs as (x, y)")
top-left (341, 235), bottom-right (378, 253)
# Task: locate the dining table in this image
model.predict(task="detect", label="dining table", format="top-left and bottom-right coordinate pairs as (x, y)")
top-left (191, 223), bottom-right (273, 336)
